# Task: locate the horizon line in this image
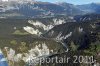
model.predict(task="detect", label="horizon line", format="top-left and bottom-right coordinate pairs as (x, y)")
top-left (0, 0), bottom-right (100, 5)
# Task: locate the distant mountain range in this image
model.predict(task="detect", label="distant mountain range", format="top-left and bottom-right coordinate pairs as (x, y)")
top-left (77, 3), bottom-right (100, 14)
top-left (0, 1), bottom-right (100, 18)
top-left (74, 14), bottom-right (100, 22)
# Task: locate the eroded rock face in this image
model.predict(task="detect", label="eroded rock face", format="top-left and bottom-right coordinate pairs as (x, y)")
top-left (1, 39), bottom-right (64, 66)
top-left (3, 43), bottom-right (51, 62)
top-left (23, 18), bottom-right (66, 35)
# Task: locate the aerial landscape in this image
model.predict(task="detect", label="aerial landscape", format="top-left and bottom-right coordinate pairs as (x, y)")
top-left (0, 0), bottom-right (100, 66)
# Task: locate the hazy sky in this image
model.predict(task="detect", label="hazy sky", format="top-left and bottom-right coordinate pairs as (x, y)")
top-left (36, 0), bottom-right (100, 5)
top-left (1, 0), bottom-right (100, 5)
